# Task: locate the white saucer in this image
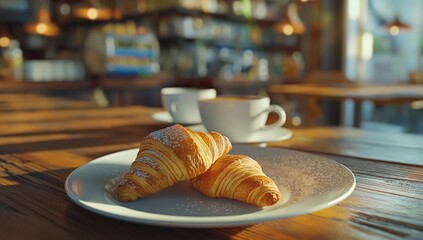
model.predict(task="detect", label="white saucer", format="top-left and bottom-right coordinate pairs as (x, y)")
top-left (151, 111), bottom-right (201, 125)
top-left (188, 125), bottom-right (292, 144)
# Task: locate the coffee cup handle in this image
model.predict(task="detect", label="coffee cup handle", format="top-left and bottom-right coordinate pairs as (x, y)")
top-left (169, 102), bottom-right (178, 116)
top-left (262, 105), bottom-right (286, 130)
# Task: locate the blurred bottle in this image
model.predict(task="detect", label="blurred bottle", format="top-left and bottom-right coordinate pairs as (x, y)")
top-left (0, 39), bottom-right (23, 81)
top-left (282, 51), bottom-right (304, 80)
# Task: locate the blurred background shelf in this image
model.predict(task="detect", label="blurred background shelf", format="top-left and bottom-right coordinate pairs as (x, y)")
top-left (0, 79), bottom-right (91, 92)
top-left (1, 0), bottom-right (422, 133)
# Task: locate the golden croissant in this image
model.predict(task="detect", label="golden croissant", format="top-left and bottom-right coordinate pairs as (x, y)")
top-left (191, 154), bottom-right (281, 207)
top-left (118, 124), bottom-right (232, 202)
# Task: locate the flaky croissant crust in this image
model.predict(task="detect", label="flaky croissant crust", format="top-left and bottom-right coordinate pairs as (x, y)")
top-left (191, 154), bottom-right (281, 207)
top-left (118, 124), bottom-right (232, 202)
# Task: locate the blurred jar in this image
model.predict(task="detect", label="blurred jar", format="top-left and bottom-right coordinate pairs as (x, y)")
top-left (0, 39), bottom-right (23, 81)
top-left (282, 51), bottom-right (304, 80)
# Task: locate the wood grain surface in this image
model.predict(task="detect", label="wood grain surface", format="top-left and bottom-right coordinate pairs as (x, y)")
top-left (269, 127), bottom-right (423, 165)
top-left (1, 93), bottom-right (422, 240)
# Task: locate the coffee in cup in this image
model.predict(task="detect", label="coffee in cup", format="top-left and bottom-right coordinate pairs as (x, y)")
top-left (161, 87), bottom-right (216, 124)
top-left (198, 95), bottom-right (286, 142)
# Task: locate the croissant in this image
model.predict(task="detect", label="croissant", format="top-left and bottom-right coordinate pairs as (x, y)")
top-left (191, 154), bottom-right (281, 207)
top-left (118, 124), bottom-right (232, 202)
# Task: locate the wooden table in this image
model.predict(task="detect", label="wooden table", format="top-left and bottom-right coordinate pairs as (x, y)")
top-left (1, 93), bottom-right (422, 239)
top-left (267, 83), bottom-right (423, 127)
top-left (0, 93), bottom-right (98, 112)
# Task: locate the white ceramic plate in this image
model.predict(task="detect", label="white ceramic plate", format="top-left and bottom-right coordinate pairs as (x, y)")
top-left (151, 111), bottom-right (201, 125)
top-left (65, 145), bottom-right (355, 228)
top-left (188, 125), bottom-right (292, 144)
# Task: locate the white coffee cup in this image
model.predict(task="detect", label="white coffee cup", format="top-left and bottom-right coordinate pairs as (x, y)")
top-left (198, 95), bottom-right (286, 142)
top-left (161, 87), bottom-right (217, 124)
